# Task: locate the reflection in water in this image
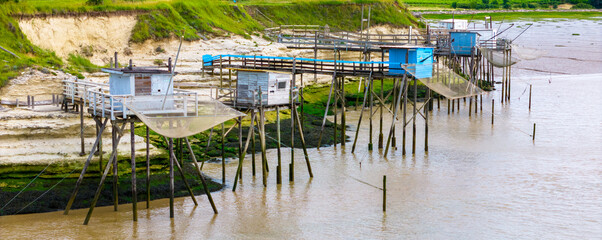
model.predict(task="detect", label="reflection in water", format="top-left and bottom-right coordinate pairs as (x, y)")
top-left (1, 20), bottom-right (601, 239)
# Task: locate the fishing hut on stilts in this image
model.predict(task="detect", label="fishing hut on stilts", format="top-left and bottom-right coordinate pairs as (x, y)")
top-left (202, 55), bottom-right (314, 189)
top-left (61, 52), bottom-right (243, 225)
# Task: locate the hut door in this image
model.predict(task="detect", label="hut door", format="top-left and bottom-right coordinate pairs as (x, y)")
top-left (135, 74), bottom-right (152, 96)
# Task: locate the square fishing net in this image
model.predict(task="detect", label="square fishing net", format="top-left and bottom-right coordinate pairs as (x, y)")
top-left (123, 95), bottom-right (245, 138)
top-left (403, 63), bottom-right (483, 100)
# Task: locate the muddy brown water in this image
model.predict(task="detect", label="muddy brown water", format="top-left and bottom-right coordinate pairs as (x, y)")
top-left (1, 19), bottom-right (601, 239)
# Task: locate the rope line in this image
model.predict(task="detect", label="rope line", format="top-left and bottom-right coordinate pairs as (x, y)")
top-left (15, 167), bottom-right (79, 214)
top-left (1, 162), bottom-right (52, 211)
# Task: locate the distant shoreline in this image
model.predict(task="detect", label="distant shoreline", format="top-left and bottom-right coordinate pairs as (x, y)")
top-left (415, 9), bottom-right (602, 16)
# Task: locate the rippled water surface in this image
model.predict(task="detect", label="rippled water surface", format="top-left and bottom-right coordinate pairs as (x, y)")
top-left (1, 19), bottom-right (601, 239)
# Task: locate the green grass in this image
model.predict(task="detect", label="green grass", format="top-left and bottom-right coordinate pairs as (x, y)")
top-left (0, 7), bottom-right (63, 87)
top-left (0, 0), bottom-right (417, 87)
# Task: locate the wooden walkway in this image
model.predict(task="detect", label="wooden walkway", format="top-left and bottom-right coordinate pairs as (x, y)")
top-left (204, 55), bottom-right (410, 79)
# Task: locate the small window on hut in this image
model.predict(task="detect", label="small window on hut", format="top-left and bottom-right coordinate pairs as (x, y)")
top-left (135, 75), bottom-right (152, 95)
top-left (278, 81), bottom-right (286, 89)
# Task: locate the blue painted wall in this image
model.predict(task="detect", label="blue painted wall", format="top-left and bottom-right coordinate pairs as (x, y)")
top-left (450, 32), bottom-right (478, 56)
top-left (109, 74), bottom-right (132, 95)
top-left (388, 47), bottom-right (434, 79)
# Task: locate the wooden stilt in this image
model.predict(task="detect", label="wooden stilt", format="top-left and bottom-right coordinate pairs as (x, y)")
top-left (221, 123), bottom-right (225, 185)
top-left (333, 77), bottom-right (338, 148)
top-left (83, 121), bottom-right (126, 225)
top-left (168, 146), bottom-right (198, 206)
top-left (169, 138), bottom-right (174, 218)
top-left (184, 137), bottom-right (218, 213)
top-left (290, 58), bottom-right (298, 182)
top-left (425, 89), bottom-right (429, 152)
top-left (146, 126), bottom-right (150, 209)
top-left (351, 77), bottom-right (372, 153)
top-left (412, 79), bottom-right (417, 154)
top-left (259, 98), bottom-right (268, 187)
top-left (238, 116), bottom-right (243, 181)
top-left (402, 78), bottom-right (408, 156)
top-left (368, 76), bottom-right (374, 151)
top-left (378, 78), bottom-right (384, 149)
top-left (294, 107), bottom-right (313, 178)
top-left (251, 111), bottom-right (256, 176)
top-left (130, 122), bottom-right (137, 221)
top-left (469, 97), bottom-right (472, 117)
top-left (384, 75), bottom-right (406, 157)
top-left (233, 113), bottom-right (255, 191)
top-left (112, 122), bottom-right (119, 211)
top-left (457, 96), bottom-right (460, 112)
top-left (64, 118), bottom-right (108, 215)
top-left (341, 77), bottom-right (346, 146)
top-left (80, 102), bottom-right (85, 156)
top-left (316, 74), bottom-right (336, 149)
top-left (276, 107), bottom-right (282, 184)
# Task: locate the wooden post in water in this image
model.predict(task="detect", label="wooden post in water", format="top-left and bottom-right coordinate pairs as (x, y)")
top-left (451, 99), bottom-right (454, 113)
top-left (382, 175), bottom-right (386, 212)
top-left (276, 107), bottom-right (282, 184)
top-left (221, 123), bottom-right (226, 185)
top-left (469, 97), bottom-right (472, 117)
top-left (130, 122), bottom-right (137, 221)
top-left (80, 101), bottom-right (85, 156)
top-left (378, 78), bottom-right (384, 149)
top-left (145, 126), bottom-right (150, 209)
top-left (169, 138), bottom-right (174, 218)
top-left (491, 99), bottom-right (495, 125)
top-left (251, 111), bottom-right (256, 176)
top-left (412, 79), bottom-right (417, 154)
top-left (290, 59), bottom-right (297, 182)
top-left (402, 78), bottom-right (408, 156)
top-left (112, 122), bottom-right (119, 211)
top-left (294, 108), bottom-right (313, 178)
top-left (259, 91), bottom-right (268, 187)
top-left (532, 123), bottom-right (536, 141)
top-left (447, 99), bottom-right (450, 115)
top-left (457, 97), bottom-right (460, 112)
top-left (238, 116), bottom-right (243, 181)
top-left (369, 77), bottom-right (374, 151)
top-left (341, 77), bottom-right (346, 146)
top-left (425, 89), bottom-right (429, 152)
top-left (333, 77), bottom-right (338, 148)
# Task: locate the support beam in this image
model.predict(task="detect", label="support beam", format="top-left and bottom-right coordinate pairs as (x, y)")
top-left (184, 138), bottom-right (217, 213)
top-left (64, 118), bottom-right (108, 215)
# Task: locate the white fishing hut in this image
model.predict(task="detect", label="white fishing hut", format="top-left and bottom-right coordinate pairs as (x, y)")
top-left (438, 19), bottom-right (468, 30)
top-left (236, 70), bottom-right (291, 107)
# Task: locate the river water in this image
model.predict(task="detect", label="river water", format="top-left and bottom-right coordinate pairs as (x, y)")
top-left (1, 19), bottom-right (601, 239)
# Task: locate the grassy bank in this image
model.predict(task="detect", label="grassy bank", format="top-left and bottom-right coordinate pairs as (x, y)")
top-left (0, 0), bottom-right (417, 88)
top-left (0, 153), bottom-right (222, 216)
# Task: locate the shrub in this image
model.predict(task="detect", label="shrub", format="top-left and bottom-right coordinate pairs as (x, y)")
top-left (572, 2), bottom-right (595, 8)
top-left (86, 0), bottom-right (103, 5)
top-left (451, 1), bottom-right (458, 8)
